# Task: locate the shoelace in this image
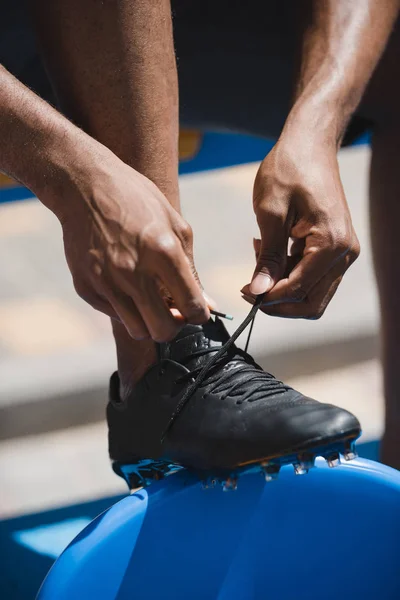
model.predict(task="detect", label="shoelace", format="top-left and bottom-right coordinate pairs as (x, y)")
top-left (161, 294), bottom-right (288, 442)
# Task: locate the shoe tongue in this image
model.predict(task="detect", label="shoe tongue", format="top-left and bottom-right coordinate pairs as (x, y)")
top-left (159, 317), bottom-right (230, 369)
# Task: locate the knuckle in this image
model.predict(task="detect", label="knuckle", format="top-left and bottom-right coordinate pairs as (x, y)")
top-left (305, 298), bottom-right (328, 321)
top-left (256, 203), bottom-right (286, 226)
top-left (110, 251), bottom-right (137, 272)
top-left (329, 230), bottom-right (360, 264)
top-left (149, 233), bottom-right (179, 259)
top-left (349, 239), bottom-right (361, 261)
top-left (258, 250), bottom-right (284, 268)
top-left (307, 309), bottom-right (325, 321)
top-left (177, 220), bottom-right (193, 244)
top-left (334, 235), bottom-right (352, 255)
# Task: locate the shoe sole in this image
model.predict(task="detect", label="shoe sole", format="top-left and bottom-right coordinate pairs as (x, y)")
top-left (113, 429), bottom-right (361, 491)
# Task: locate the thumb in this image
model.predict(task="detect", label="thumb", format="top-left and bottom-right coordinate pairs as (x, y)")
top-left (249, 234), bottom-right (286, 295)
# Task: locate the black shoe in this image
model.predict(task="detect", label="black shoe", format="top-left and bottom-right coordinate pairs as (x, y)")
top-left (108, 297), bottom-right (361, 490)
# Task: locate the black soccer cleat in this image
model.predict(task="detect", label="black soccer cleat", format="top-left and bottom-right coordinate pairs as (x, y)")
top-left (108, 297), bottom-right (361, 491)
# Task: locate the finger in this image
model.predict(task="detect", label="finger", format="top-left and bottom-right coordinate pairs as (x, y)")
top-left (260, 253), bottom-right (352, 319)
top-left (99, 282), bottom-right (150, 339)
top-left (156, 248), bottom-right (210, 325)
top-left (260, 277), bottom-right (342, 319)
top-left (246, 236), bottom-right (300, 299)
top-left (253, 238), bottom-right (261, 259)
top-left (265, 236), bottom-right (353, 305)
top-left (249, 211), bottom-right (288, 295)
top-left (290, 236), bottom-right (305, 255)
top-left (130, 277), bottom-right (184, 342)
top-left (73, 281), bottom-right (119, 320)
top-left (242, 252), bottom-right (301, 301)
top-left (242, 291), bottom-right (311, 319)
top-left (87, 297), bottom-right (119, 320)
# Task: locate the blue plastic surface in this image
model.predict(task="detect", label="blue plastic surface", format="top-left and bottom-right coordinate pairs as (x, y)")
top-left (37, 458), bottom-right (400, 600)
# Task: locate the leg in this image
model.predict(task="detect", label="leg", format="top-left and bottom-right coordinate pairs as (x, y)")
top-left (30, 0), bottom-right (180, 395)
top-left (370, 127), bottom-right (400, 470)
top-left (361, 22), bottom-right (400, 469)
top-left (26, 0), bottom-right (360, 489)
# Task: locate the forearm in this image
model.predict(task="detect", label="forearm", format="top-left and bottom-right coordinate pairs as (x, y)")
top-left (288, 0), bottom-right (400, 144)
top-left (0, 65), bottom-right (102, 211)
top-left (31, 0), bottom-right (180, 209)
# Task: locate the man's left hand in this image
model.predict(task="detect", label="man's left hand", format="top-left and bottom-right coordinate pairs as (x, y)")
top-left (241, 127), bottom-right (360, 319)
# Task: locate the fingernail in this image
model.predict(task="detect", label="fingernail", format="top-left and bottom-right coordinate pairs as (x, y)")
top-left (249, 273), bottom-right (273, 295)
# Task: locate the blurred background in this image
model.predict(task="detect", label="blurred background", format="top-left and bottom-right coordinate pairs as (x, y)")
top-left (0, 133), bottom-right (381, 597)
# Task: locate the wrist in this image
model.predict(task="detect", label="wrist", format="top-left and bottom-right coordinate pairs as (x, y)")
top-left (286, 72), bottom-right (361, 149)
top-left (33, 126), bottom-right (113, 221)
top-left (282, 97), bottom-right (344, 150)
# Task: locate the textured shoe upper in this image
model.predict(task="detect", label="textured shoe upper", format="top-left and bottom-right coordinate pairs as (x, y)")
top-left (108, 317), bottom-right (360, 470)
top-left (157, 318), bottom-right (297, 404)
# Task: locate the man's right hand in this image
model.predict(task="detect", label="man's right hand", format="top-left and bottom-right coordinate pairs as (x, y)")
top-left (51, 149), bottom-right (209, 342)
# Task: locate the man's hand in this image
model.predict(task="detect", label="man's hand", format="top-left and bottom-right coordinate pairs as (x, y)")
top-left (0, 66), bottom-right (208, 342)
top-left (56, 149), bottom-right (209, 341)
top-left (242, 129), bottom-right (360, 319)
top-left (240, 0), bottom-right (400, 319)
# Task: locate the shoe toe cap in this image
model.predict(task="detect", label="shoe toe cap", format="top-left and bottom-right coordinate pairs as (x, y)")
top-left (274, 399), bottom-right (361, 450)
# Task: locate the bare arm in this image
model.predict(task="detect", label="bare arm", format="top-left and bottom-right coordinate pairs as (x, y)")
top-left (31, 0), bottom-right (180, 210)
top-left (0, 0), bottom-right (209, 340)
top-left (0, 65), bottom-right (93, 209)
top-left (244, 0), bottom-right (400, 319)
top-left (291, 0), bottom-right (400, 144)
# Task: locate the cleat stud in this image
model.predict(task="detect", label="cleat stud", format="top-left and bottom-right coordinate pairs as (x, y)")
top-left (297, 454), bottom-right (316, 470)
top-left (127, 473), bottom-right (144, 490)
top-left (343, 450), bottom-right (358, 461)
top-left (293, 463), bottom-right (309, 476)
top-left (325, 452), bottom-right (340, 468)
top-left (262, 464), bottom-right (280, 482)
top-left (222, 476), bottom-right (238, 492)
top-left (343, 440), bottom-right (358, 461)
top-left (202, 477), bottom-right (217, 490)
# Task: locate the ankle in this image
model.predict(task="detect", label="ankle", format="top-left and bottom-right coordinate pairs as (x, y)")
top-left (112, 321), bottom-right (158, 396)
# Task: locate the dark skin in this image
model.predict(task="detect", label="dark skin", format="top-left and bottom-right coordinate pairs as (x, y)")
top-left (0, 1), bottom-right (400, 464)
top-left (242, 0), bottom-right (400, 319)
top-left (2, 0), bottom-right (210, 348)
